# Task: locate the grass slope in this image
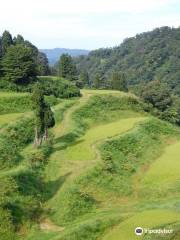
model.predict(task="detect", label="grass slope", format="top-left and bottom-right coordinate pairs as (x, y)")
top-left (140, 141), bottom-right (180, 197)
top-left (102, 209), bottom-right (180, 240)
top-left (1, 89), bottom-right (179, 240)
top-left (0, 112), bottom-right (24, 128)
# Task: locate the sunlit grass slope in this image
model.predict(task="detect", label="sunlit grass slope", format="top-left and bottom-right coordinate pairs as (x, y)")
top-left (65, 117), bottom-right (146, 161)
top-left (103, 210), bottom-right (180, 240)
top-left (1, 89), bottom-right (179, 240)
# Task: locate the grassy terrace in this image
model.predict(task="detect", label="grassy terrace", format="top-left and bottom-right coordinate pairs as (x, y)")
top-left (0, 89), bottom-right (179, 240)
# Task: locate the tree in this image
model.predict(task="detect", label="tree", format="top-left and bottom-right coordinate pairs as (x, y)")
top-left (59, 54), bottom-right (77, 81)
top-left (1, 31), bottom-right (13, 56)
top-left (2, 44), bottom-right (37, 85)
top-left (93, 74), bottom-right (101, 89)
top-left (111, 72), bottom-right (128, 92)
top-left (142, 80), bottom-right (173, 111)
top-left (0, 37), bottom-right (2, 77)
top-left (32, 84), bottom-right (55, 147)
top-left (43, 103), bottom-right (55, 139)
top-left (37, 52), bottom-right (50, 76)
top-left (13, 34), bottom-right (24, 45)
top-left (79, 70), bottom-right (90, 87)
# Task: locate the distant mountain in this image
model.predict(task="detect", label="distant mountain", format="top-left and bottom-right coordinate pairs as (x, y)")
top-left (40, 48), bottom-right (90, 65)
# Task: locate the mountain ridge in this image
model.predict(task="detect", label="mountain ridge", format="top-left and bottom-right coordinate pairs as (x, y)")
top-left (40, 48), bottom-right (90, 65)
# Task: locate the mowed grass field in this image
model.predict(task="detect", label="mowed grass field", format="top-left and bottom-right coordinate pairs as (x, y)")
top-left (0, 89), bottom-right (180, 240)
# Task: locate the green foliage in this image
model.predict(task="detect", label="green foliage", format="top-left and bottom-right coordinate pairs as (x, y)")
top-left (53, 185), bottom-right (96, 224)
top-left (0, 30), bottom-right (50, 92)
top-left (79, 118), bottom-right (179, 196)
top-left (1, 30), bottom-right (13, 56)
top-left (73, 94), bottom-right (145, 129)
top-left (142, 80), bottom-right (172, 111)
top-left (78, 70), bottom-right (90, 88)
top-left (141, 81), bottom-right (180, 125)
top-left (75, 26), bottom-right (180, 96)
top-left (59, 54), bottom-right (77, 81)
top-left (0, 208), bottom-right (15, 240)
top-left (57, 213), bottom-right (122, 240)
top-left (13, 34), bottom-right (24, 45)
top-left (111, 72), bottom-right (128, 92)
top-left (0, 92), bottom-right (59, 114)
top-left (32, 83), bottom-right (55, 146)
top-left (0, 116), bottom-right (34, 167)
top-left (0, 93), bottom-right (31, 114)
top-left (39, 76), bottom-right (80, 98)
top-left (93, 74), bottom-right (101, 89)
top-left (37, 52), bottom-right (50, 76)
top-left (2, 44), bottom-right (37, 85)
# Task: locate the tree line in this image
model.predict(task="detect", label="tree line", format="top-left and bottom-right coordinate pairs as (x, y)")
top-left (56, 53), bottom-right (128, 92)
top-left (0, 30), bottom-right (49, 90)
top-left (74, 26), bottom-right (180, 96)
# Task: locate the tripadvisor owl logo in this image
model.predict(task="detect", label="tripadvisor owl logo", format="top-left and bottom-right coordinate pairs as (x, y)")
top-left (135, 227), bottom-right (143, 236)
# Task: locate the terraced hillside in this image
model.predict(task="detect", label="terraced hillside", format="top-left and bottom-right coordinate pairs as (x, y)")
top-left (0, 90), bottom-right (180, 240)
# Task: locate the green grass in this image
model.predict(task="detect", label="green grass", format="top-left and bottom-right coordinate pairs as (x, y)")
top-left (37, 92), bottom-right (179, 239)
top-left (65, 117), bottom-right (146, 161)
top-left (102, 209), bottom-right (180, 240)
top-left (0, 112), bottom-right (24, 128)
top-left (0, 92), bottom-right (29, 97)
top-left (1, 89), bottom-right (180, 240)
top-left (140, 141), bottom-right (180, 197)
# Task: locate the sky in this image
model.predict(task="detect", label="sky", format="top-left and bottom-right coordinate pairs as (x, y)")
top-left (0, 0), bottom-right (180, 50)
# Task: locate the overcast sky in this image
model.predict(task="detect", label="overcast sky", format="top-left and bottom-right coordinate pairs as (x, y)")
top-left (0, 0), bottom-right (180, 49)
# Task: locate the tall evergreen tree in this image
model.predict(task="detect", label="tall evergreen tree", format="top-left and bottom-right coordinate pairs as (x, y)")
top-left (37, 52), bottom-right (50, 76)
top-left (79, 70), bottom-right (90, 86)
top-left (94, 74), bottom-right (101, 89)
top-left (32, 84), bottom-right (45, 146)
top-left (1, 31), bottom-right (13, 56)
top-left (111, 72), bottom-right (128, 92)
top-left (32, 84), bottom-right (55, 146)
top-left (43, 103), bottom-right (55, 139)
top-left (2, 44), bottom-right (37, 85)
top-left (59, 54), bottom-right (77, 81)
top-left (0, 37), bottom-right (2, 77)
top-left (13, 34), bottom-right (24, 45)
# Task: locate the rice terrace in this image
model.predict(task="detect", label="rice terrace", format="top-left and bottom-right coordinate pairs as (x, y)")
top-left (0, 2), bottom-right (180, 239)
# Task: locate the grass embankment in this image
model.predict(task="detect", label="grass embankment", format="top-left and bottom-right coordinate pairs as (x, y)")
top-left (41, 91), bottom-right (179, 240)
top-left (1, 89), bottom-right (180, 240)
top-left (0, 94), bottom-right (77, 239)
top-left (0, 91), bottom-right (60, 128)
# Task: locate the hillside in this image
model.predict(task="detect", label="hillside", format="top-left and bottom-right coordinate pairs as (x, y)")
top-left (0, 88), bottom-right (179, 239)
top-left (40, 48), bottom-right (90, 65)
top-left (75, 26), bottom-right (180, 96)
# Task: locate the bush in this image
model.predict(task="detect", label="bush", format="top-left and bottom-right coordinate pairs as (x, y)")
top-left (0, 208), bottom-right (15, 240)
top-left (54, 185), bottom-right (96, 224)
top-left (73, 94), bottom-right (145, 129)
top-left (0, 116), bottom-right (34, 168)
top-left (0, 93), bottom-right (32, 114)
top-left (39, 77), bottom-right (80, 98)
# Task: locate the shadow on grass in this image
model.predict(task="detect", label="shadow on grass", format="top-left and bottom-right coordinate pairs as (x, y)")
top-left (53, 132), bottom-right (84, 152)
top-left (43, 172), bottom-right (72, 201)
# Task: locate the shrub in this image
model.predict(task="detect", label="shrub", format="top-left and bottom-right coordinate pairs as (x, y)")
top-left (39, 77), bottom-right (80, 98)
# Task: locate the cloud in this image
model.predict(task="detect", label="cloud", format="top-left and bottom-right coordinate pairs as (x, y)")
top-left (0, 0), bottom-right (179, 49)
